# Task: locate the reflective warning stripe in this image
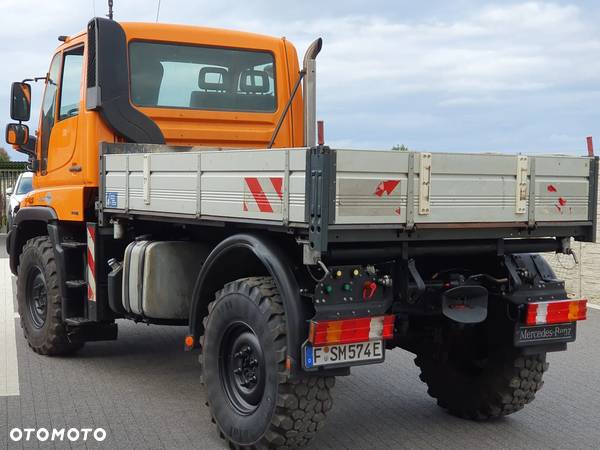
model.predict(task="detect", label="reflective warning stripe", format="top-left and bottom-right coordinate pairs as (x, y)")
top-left (270, 177), bottom-right (283, 200)
top-left (243, 177), bottom-right (283, 213)
top-left (374, 180), bottom-right (400, 197)
top-left (87, 224), bottom-right (96, 302)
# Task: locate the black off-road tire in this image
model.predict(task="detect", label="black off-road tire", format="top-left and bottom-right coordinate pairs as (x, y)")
top-left (17, 236), bottom-right (84, 355)
top-left (415, 347), bottom-right (548, 420)
top-left (201, 276), bottom-right (335, 449)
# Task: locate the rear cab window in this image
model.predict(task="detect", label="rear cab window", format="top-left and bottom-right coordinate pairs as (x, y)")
top-left (129, 41), bottom-right (276, 113)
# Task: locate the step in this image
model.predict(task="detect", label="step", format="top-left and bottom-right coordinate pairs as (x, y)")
top-left (65, 280), bottom-right (87, 288)
top-left (64, 317), bottom-right (89, 326)
top-left (62, 241), bottom-right (87, 249)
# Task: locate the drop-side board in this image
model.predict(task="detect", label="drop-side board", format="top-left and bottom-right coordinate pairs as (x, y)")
top-left (99, 143), bottom-right (598, 252)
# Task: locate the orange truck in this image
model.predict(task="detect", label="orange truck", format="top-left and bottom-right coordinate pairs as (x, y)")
top-left (5, 17), bottom-right (595, 448)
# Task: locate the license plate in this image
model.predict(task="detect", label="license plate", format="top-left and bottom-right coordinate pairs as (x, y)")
top-left (304, 340), bottom-right (384, 368)
top-left (514, 322), bottom-right (576, 346)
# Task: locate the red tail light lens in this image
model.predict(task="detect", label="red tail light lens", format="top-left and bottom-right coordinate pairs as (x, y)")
top-left (308, 315), bottom-right (395, 346)
top-left (525, 299), bottom-right (587, 326)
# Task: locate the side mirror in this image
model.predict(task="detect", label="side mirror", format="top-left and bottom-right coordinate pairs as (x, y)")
top-left (5, 187), bottom-right (13, 196)
top-left (6, 123), bottom-right (29, 146)
top-left (10, 82), bottom-right (31, 122)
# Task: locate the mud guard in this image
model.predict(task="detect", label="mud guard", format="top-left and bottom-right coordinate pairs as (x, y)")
top-left (189, 233), bottom-right (310, 376)
top-left (8, 206), bottom-right (58, 275)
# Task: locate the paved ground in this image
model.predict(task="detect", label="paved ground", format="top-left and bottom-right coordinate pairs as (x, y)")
top-left (1, 246), bottom-right (600, 449)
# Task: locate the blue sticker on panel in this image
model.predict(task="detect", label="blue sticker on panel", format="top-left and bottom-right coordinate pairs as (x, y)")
top-left (106, 192), bottom-right (118, 208)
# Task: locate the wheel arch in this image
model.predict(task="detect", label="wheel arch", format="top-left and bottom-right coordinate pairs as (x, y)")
top-left (7, 207), bottom-right (57, 275)
top-left (189, 233), bottom-right (310, 375)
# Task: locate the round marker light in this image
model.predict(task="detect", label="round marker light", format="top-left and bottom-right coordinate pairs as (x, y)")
top-left (185, 335), bottom-right (194, 347)
top-left (324, 285), bottom-right (333, 294)
top-left (352, 269), bottom-right (360, 277)
top-left (335, 270), bottom-right (343, 278)
top-left (343, 283), bottom-right (352, 292)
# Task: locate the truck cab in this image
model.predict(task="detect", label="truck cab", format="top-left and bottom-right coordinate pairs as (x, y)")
top-left (8, 19), bottom-right (304, 222)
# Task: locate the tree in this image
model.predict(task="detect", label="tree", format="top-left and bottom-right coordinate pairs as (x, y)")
top-left (0, 147), bottom-right (10, 162)
top-left (392, 144), bottom-right (409, 151)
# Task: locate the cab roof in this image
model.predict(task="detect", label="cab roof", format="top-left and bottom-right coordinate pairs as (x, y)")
top-left (58, 21), bottom-right (286, 53)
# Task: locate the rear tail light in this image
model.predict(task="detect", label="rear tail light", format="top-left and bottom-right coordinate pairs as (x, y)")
top-left (308, 315), bottom-right (395, 346)
top-left (525, 299), bottom-right (587, 326)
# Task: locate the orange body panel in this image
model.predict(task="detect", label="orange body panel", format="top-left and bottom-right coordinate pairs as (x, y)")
top-left (22, 185), bottom-right (86, 221)
top-left (122, 23), bottom-right (303, 148)
top-left (22, 22), bottom-right (303, 222)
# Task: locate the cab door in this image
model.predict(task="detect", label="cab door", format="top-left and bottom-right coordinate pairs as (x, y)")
top-left (37, 45), bottom-right (84, 184)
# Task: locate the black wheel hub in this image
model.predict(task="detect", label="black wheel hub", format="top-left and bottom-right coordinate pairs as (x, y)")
top-left (219, 323), bottom-right (266, 415)
top-left (26, 266), bottom-right (48, 329)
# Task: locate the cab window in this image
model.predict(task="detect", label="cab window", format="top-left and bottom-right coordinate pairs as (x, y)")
top-left (58, 47), bottom-right (84, 120)
top-left (39, 53), bottom-right (61, 172)
top-left (129, 41), bottom-right (276, 113)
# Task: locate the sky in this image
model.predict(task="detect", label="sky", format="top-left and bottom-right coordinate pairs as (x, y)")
top-left (1, 0), bottom-right (599, 159)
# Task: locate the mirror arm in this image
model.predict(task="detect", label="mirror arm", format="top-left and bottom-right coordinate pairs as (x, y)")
top-left (22, 75), bottom-right (47, 84)
top-left (15, 136), bottom-right (37, 160)
top-left (21, 137), bottom-right (36, 156)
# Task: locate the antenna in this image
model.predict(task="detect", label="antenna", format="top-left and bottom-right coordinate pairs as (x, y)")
top-left (107, 0), bottom-right (114, 20)
top-left (155, 0), bottom-right (161, 22)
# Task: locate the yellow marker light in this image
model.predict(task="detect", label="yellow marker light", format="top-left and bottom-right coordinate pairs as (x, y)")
top-left (352, 269), bottom-right (360, 277)
top-left (335, 270), bottom-right (343, 278)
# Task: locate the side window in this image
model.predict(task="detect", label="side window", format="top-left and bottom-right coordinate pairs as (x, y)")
top-left (40, 53), bottom-right (61, 171)
top-left (58, 47), bottom-right (84, 120)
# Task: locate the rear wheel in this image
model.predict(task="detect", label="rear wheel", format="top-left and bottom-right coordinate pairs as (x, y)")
top-left (414, 327), bottom-right (548, 420)
top-left (201, 276), bottom-right (335, 449)
top-left (17, 236), bottom-right (83, 355)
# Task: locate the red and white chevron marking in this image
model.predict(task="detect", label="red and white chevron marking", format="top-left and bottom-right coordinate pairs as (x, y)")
top-left (243, 177), bottom-right (283, 213)
top-left (87, 223), bottom-right (96, 302)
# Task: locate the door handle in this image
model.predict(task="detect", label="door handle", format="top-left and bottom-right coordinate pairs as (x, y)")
top-left (69, 164), bottom-right (82, 173)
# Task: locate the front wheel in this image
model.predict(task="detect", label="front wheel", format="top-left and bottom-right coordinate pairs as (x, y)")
top-left (17, 236), bottom-right (83, 355)
top-left (201, 277), bottom-right (335, 449)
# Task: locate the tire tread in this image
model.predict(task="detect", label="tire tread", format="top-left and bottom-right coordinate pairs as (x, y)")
top-left (18, 236), bottom-right (83, 356)
top-left (414, 349), bottom-right (548, 420)
top-left (201, 276), bottom-right (334, 449)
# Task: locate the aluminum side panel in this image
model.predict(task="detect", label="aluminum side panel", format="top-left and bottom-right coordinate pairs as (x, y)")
top-left (414, 153), bottom-right (525, 224)
top-left (103, 149), bottom-right (308, 223)
top-left (333, 151), bottom-right (592, 225)
top-left (533, 157), bottom-right (590, 222)
top-left (102, 146), bottom-right (593, 229)
top-left (334, 151), bottom-right (409, 224)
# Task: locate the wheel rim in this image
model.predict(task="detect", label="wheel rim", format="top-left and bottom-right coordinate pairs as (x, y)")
top-left (219, 322), bottom-right (266, 415)
top-left (26, 266), bottom-right (48, 329)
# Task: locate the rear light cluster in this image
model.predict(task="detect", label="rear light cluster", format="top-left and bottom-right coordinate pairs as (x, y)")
top-left (525, 299), bottom-right (587, 326)
top-left (308, 315), bottom-right (395, 346)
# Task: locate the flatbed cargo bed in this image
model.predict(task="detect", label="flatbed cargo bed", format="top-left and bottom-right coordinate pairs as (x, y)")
top-left (99, 143), bottom-right (598, 252)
